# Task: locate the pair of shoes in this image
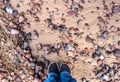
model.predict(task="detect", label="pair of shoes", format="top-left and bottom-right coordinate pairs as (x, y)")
top-left (48, 62), bottom-right (71, 74)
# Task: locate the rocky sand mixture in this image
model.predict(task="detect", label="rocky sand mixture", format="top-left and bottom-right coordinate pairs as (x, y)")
top-left (0, 0), bottom-right (120, 82)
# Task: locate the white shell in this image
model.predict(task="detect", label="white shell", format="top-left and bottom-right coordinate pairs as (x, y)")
top-left (65, 44), bottom-right (75, 51)
top-left (5, 5), bottom-right (13, 14)
top-left (99, 55), bottom-right (104, 60)
top-left (103, 75), bottom-right (110, 81)
top-left (11, 29), bottom-right (19, 35)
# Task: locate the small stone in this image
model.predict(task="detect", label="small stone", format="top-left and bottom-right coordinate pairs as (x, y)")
top-left (81, 77), bottom-right (88, 82)
top-left (25, 32), bottom-right (32, 40)
top-left (96, 70), bottom-right (104, 78)
top-left (13, 10), bottom-right (18, 15)
top-left (23, 41), bottom-right (29, 49)
top-left (102, 74), bottom-right (110, 81)
top-left (74, 0), bottom-right (80, 3)
top-left (33, 78), bottom-right (41, 82)
top-left (19, 16), bottom-right (25, 23)
top-left (112, 49), bottom-right (120, 57)
top-left (11, 29), bottom-right (20, 35)
top-left (99, 54), bottom-right (104, 60)
top-left (3, 0), bottom-right (9, 4)
top-left (20, 74), bottom-right (26, 79)
top-left (18, 31), bottom-right (24, 38)
top-left (5, 5), bottom-right (13, 14)
top-left (112, 5), bottom-right (120, 13)
top-left (30, 62), bottom-right (36, 67)
top-left (29, 69), bottom-right (35, 75)
top-left (0, 73), bottom-right (3, 79)
top-left (65, 44), bottom-right (75, 51)
top-left (67, 51), bottom-right (74, 57)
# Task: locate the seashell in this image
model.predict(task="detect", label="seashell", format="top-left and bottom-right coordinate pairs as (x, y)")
top-left (5, 5), bottom-right (13, 14)
top-left (11, 29), bottom-right (20, 35)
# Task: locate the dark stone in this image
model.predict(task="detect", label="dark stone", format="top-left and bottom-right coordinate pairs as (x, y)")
top-left (112, 48), bottom-right (120, 57)
top-left (112, 5), bottom-right (120, 14)
top-left (13, 10), bottom-right (18, 15)
top-left (25, 32), bottom-right (32, 40)
top-left (3, 0), bottom-right (9, 4)
top-left (18, 31), bottom-right (24, 38)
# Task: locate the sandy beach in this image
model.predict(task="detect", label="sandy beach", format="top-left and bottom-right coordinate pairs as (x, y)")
top-left (0, 0), bottom-right (120, 82)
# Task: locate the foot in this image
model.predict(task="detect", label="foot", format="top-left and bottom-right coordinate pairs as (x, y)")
top-left (48, 62), bottom-right (59, 74)
top-left (60, 63), bottom-right (71, 73)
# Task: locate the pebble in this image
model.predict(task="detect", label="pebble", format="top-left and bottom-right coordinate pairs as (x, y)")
top-left (99, 54), bottom-right (104, 60)
top-left (18, 31), bottom-right (24, 38)
top-left (74, 0), bottom-right (80, 3)
top-left (5, 5), bottom-right (13, 14)
top-left (20, 74), bottom-right (26, 80)
top-left (102, 74), bottom-right (110, 81)
top-left (65, 44), bottom-right (75, 51)
top-left (3, 0), bottom-right (9, 4)
top-left (96, 70), bottom-right (104, 78)
top-left (101, 30), bottom-right (109, 39)
top-left (13, 10), bottom-right (18, 15)
top-left (112, 49), bottom-right (120, 57)
top-left (67, 51), bottom-right (74, 57)
top-left (25, 32), bottom-right (32, 40)
top-left (0, 73), bottom-right (3, 79)
top-left (11, 29), bottom-right (20, 35)
top-left (112, 5), bottom-right (120, 14)
top-left (19, 16), bottom-right (25, 23)
top-left (33, 30), bottom-right (39, 38)
top-left (81, 77), bottom-right (88, 82)
top-left (23, 41), bottom-right (29, 49)
top-left (118, 41), bottom-right (120, 46)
